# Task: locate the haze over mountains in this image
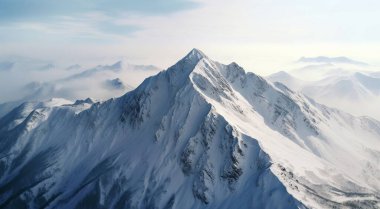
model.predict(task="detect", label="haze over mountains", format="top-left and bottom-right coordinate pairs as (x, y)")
top-left (268, 56), bottom-right (380, 120)
top-left (0, 59), bottom-right (161, 118)
top-left (0, 56), bottom-right (161, 102)
top-left (0, 49), bottom-right (379, 209)
top-left (297, 56), bottom-right (369, 66)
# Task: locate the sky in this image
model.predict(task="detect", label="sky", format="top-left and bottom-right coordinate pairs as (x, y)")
top-left (1, 0), bottom-right (380, 74)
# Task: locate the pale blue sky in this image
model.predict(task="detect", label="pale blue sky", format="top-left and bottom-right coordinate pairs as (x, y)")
top-left (1, 0), bottom-right (380, 73)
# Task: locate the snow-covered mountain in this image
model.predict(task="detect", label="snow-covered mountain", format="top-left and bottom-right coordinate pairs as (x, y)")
top-left (268, 69), bottom-right (380, 120)
top-left (1, 49), bottom-right (380, 209)
top-left (267, 71), bottom-right (306, 91)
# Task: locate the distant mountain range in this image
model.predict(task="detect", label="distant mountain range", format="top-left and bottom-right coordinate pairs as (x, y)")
top-left (297, 56), bottom-right (368, 66)
top-left (0, 61), bottom-right (161, 118)
top-left (268, 57), bottom-right (380, 120)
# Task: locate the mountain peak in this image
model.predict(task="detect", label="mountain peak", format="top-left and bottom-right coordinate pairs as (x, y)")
top-left (110, 60), bottom-right (123, 69)
top-left (183, 48), bottom-right (207, 62)
top-left (164, 49), bottom-right (210, 82)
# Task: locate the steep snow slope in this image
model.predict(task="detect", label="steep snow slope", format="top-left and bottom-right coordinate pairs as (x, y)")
top-left (1, 49), bottom-right (380, 209)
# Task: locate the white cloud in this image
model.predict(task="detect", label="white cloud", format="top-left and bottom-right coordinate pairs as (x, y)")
top-left (1, 0), bottom-right (380, 76)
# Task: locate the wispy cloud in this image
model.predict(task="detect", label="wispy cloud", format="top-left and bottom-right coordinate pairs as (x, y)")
top-left (0, 0), bottom-right (200, 40)
top-left (0, 0), bottom-right (199, 21)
